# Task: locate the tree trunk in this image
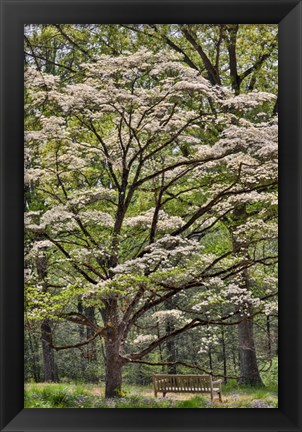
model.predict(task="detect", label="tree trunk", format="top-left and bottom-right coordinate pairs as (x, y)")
top-left (209, 348), bottom-right (213, 372)
top-left (85, 306), bottom-right (97, 361)
top-left (41, 320), bottom-right (58, 382)
top-left (77, 299), bottom-right (86, 374)
top-left (230, 206), bottom-right (263, 386)
top-left (101, 300), bottom-right (124, 398)
top-left (165, 301), bottom-right (177, 374)
top-left (266, 316), bottom-right (272, 359)
top-left (166, 324), bottom-right (177, 374)
top-left (156, 323), bottom-right (165, 373)
top-left (237, 267), bottom-right (263, 386)
top-left (36, 254), bottom-right (58, 382)
top-left (238, 313), bottom-right (263, 386)
top-left (104, 336), bottom-right (123, 398)
top-left (221, 326), bottom-right (227, 384)
top-left (26, 323), bottom-right (41, 382)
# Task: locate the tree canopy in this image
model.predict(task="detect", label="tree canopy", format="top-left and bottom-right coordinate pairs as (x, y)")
top-left (24, 24), bottom-right (278, 399)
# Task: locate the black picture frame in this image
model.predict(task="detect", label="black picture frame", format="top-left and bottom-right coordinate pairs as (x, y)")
top-left (0, 1), bottom-right (301, 431)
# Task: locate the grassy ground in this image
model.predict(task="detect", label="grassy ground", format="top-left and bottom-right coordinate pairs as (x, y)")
top-left (24, 382), bottom-right (278, 408)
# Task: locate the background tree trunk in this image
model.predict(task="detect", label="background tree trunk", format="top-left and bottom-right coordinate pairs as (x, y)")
top-left (36, 254), bottom-right (58, 382)
top-left (209, 348), bottom-right (213, 372)
top-left (156, 323), bottom-right (165, 373)
top-left (166, 323), bottom-right (177, 374)
top-left (267, 316), bottom-right (272, 359)
top-left (238, 312), bottom-right (263, 386)
top-left (221, 326), bottom-right (227, 384)
top-left (26, 324), bottom-right (41, 382)
top-left (41, 320), bottom-right (58, 382)
top-left (165, 301), bottom-right (177, 374)
top-left (231, 206), bottom-right (263, 387)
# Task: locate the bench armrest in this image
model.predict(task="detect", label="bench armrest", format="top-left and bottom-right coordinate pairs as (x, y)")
top-left (212, 380), bottom-right (222, 385)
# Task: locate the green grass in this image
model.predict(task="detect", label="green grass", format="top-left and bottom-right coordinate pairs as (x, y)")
top-left (24, 383), bottom-right (278, 408)
top-left (24, 383), bottom-right (93, 408)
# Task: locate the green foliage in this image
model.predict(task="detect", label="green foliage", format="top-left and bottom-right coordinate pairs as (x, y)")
top-left (24, 384), bottom-right (91, 408)
top-left (261, 357), bottom-right (278, 391)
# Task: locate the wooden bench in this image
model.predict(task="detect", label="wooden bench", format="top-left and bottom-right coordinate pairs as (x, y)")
top-left (153, 374), bottom-right (222, 402)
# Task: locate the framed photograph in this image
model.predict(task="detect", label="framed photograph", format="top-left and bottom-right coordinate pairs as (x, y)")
top-left (1, 0), bottom-right (301, 431)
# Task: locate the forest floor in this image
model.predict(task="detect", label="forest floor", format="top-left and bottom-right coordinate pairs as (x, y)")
top-left (24, 382), bottom-right (278, 408)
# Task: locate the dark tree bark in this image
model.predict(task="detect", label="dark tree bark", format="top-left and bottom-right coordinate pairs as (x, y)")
top-left (232, 348), bottom-right (238, 374)
top-left (85, 306), bottom-right (97, 361)
top-left (78, 300), bottom-right (97, 364)
top-left (267, 316), bottom-right (272, 359)
top-left (41, 320), bottom-right (58, 382)
top-left (165, 301), bottom-right (177, 374)
top-left (77, 299), bottom-right (87, 374)
top-left (238, 308), bottom-right (263, 386)
top-left (104, 334), bottom-right (123, 398)
top-left (165, 322), bottom-right (177, 374)
top-left (101, 301), bottom-right (125, 398)
top-left (237, 275), bottom-right (263, 386)
top-left (156, 322), bottom-right (165, 373)
top-left (221, 325), bottom-right (227, 384)
top-left (208, 348), bottom-right (213, 372)
top-left (36, 254), bottom-right (58, 382)
top-left (26, 325), bottom-right (41, 382)
top-left (225, 25), bottom-right (241, 95)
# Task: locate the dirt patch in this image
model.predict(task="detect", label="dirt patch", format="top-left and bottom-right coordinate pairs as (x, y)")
top-left (90, 387), bottom-right (105, 397)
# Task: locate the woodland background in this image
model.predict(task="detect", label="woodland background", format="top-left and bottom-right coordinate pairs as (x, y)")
top-left (24, 24), bottom-right (278, 408)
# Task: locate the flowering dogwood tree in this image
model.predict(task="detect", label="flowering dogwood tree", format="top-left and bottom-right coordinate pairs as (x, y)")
top-left (25, 49), bottom-right (277, 397)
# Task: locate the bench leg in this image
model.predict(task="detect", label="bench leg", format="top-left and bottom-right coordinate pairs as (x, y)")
top-left (154, 390), bottom-right (157, 398)
top-left (218, 382), bottom-right (222, 402)
top-left (163, 392), bottom-right (166, 398)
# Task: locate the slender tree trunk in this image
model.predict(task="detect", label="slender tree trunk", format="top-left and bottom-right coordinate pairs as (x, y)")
top-left (77, 299), bottom-right (86, 374)
top-left (85, 306), bottom-right (97, 361)
top-left (36, 254), bottom-right (58, 382)
top-left (226, 24), bottom-right (240, 94)
top-left (237, 269), bottom-right (263, 386)
top-left (78, 300), bottom-right (97, 369)
top-left (232, 348), bottom-right (238, 374)
top-left (238, 311), bottom-right (263, 386)
top-left (209, 348), bottom-right (213, 372)
top-left (221, 326), bottom-right (227, 384)
top-left (266, 316), bottom-right (272, 359)
top-left (156, 323), bottom-right (165, 373)
top-left (41, 320), bottom-right (58, 382)
top-left (165, 301), bottom-right (177, 374)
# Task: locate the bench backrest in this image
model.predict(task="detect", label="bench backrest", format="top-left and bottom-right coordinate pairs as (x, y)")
top-left (153, 374), bottom-right (212, 392)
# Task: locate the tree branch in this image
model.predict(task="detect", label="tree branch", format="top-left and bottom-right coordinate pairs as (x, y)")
top-left (181, 26), bottom-right (221, 85)
top-left (50, 327), bottom-right (105, 351)
top-left (124, 358), bottom-right (240, 380)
